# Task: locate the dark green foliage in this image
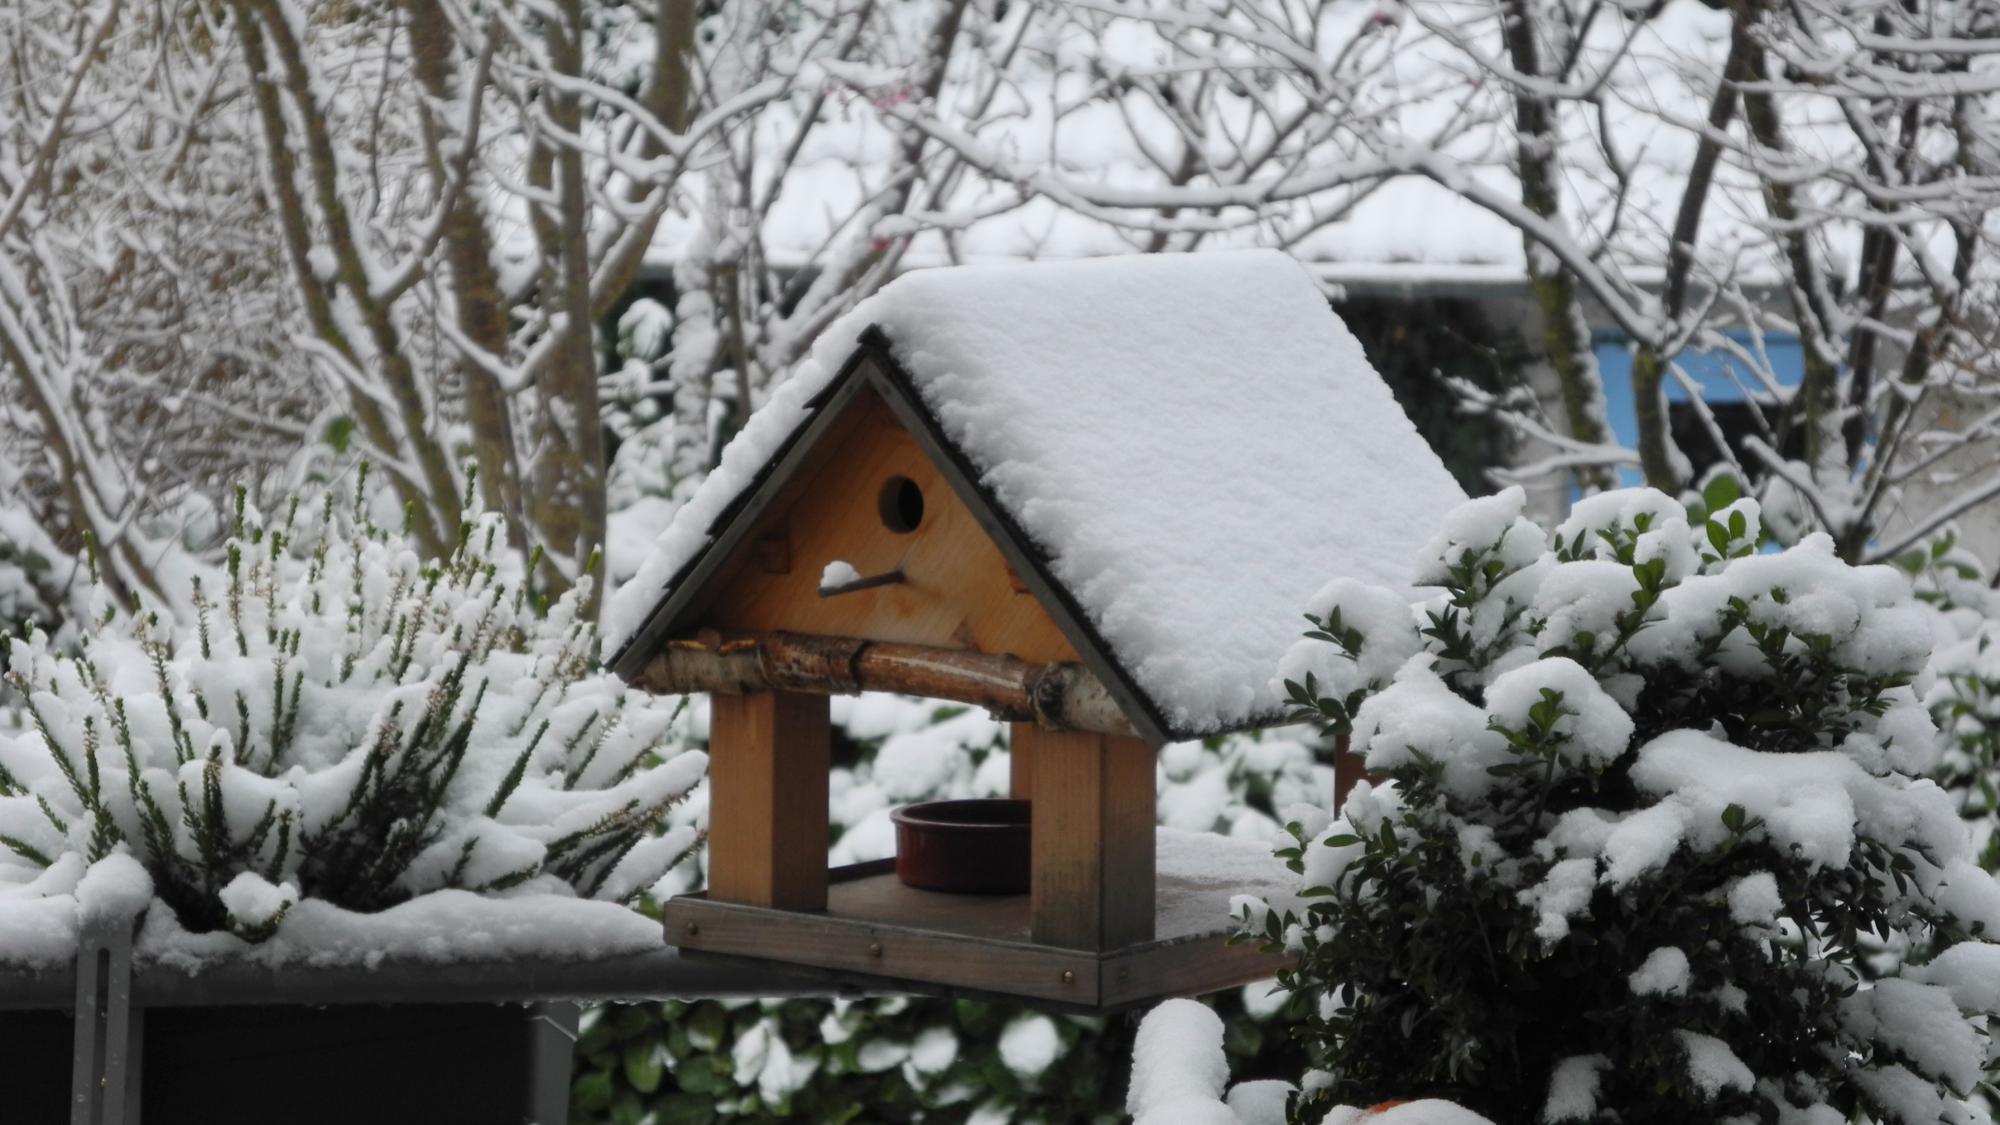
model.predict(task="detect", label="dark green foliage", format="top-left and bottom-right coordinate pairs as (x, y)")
top-left (572, 988), bottom-right (1307, 1124)
top-left (1268, 495), bottom-right (1995, 1125)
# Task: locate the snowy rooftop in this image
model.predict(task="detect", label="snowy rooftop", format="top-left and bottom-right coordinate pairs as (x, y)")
top-left (607, 250), bottom-right (1466, 739)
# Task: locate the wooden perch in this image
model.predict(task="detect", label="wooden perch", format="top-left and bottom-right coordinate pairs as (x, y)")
top-left (638, 629), bottom-right (1135, 737)
top-left (818, 568), bottom-right (905, 598)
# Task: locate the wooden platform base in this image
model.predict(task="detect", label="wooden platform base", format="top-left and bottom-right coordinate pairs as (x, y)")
top-left (664, 851), bottom-right (1291, 1012)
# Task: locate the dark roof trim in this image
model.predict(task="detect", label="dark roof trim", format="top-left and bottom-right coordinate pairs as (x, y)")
top-left (608, 325), bottom-right (1184, 747)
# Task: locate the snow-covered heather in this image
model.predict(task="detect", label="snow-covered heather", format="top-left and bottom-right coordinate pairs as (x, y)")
top-left (607, 251), bottom-right (1466, 736)
top-left (0, 498), bottom-right (702, 968)
top-left (1145, 486), bottom-right (2000, 1125)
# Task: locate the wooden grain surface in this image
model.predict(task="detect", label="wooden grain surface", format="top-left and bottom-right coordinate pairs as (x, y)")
top-left (1101, 932), bottom-right (1286, 1010)
top-left (699, 385), bottom-right (1079, 663)
top-left (663, 861), bottom-right (1289, 1011)
top-left (706, 690), bottom-right (831, 911)
top-left (1009, 721), bottom-right (1034, 799)
top-left (666, 891), bottom-right (1099, 1006)
top-left (1025, 728), bottom-right (1156, 951)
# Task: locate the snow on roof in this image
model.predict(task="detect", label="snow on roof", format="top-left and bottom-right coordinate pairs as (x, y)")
top-left (606, 250), bottom-right (1466, 738)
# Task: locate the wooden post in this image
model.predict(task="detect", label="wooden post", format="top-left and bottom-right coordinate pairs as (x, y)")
top-left (1332, 733), bottom-right (1364, 813)
top-left (1009, 722), bottom-right (1034, 799)
top-left (1022, 726), bottom-right (1155, 950)
top-left (706, 690), bottom-right (830, 911)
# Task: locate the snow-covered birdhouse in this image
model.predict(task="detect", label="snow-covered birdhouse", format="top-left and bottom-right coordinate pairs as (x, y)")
top-left (606, 251), bottom-right (1466, 1011)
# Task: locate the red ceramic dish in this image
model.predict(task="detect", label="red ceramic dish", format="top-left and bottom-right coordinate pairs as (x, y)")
top-left (890, 799), bottom-right (1030, 894)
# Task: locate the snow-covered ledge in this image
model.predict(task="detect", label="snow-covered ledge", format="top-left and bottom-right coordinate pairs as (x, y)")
top-left (0, 940), bottom-right (827, 1012)
top-left (0, 904), bottom-right (834, 1125)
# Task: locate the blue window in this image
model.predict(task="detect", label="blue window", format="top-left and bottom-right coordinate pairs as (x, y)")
top-left (1592, 329), bottom-right (1806, 488)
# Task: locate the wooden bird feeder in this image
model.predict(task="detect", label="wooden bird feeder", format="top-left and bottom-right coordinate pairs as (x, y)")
top-left (607, 252), bottom-right (1467, 1012)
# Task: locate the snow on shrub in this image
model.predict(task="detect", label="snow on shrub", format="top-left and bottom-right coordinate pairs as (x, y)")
top-left (1127, 998), bottom-right (1296, 1125)
top-left (1242, 486), bottom-right (2000, 1125)
top-left (1897, 528), bottom-right (2000, 870)
top-left (0, 485), bottom-right (703, 959)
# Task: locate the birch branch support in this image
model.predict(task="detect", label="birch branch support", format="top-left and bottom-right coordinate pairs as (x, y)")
top-left (639, 631), bottom-right (1135, 738)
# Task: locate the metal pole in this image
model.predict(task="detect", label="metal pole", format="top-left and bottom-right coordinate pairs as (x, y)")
top-left (525, 1002), bottom-right (581, 1125)
top-left (70, 917), bottom-right (141, 1125)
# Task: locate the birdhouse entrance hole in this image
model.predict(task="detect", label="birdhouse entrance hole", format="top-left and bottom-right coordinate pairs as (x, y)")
top-left (878, 475), bottom-right (925, 533)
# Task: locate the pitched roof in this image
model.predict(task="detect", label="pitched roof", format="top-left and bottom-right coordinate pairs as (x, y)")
top-left (605, 250), bottom-right (1466, 741)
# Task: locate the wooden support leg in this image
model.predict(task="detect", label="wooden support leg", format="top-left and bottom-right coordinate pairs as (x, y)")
top-left (706, 691), bottom-right (830, 911)
top-left (1021, 725), bottom-right (1155, 950)
top-left (1010, 723), bottom-right (1034, 799)
top-left (1332, 733), bottom-right (1365, 813)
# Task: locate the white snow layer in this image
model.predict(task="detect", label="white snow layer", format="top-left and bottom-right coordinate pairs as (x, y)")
top-left (819, 559), bottom-right (862, 592)
top-left (1127, 999), bottom-right (1238, 1125)
top-left (2, 853), bottom-right (630, 975)
top-left (1322, 1101), bottom-right (1499, 1125)
top-left (0, 853), bottom-right (153, 968)
top-left (135, 888), bottom-right (664, 973)
top-left (997, 1013), bottom-right (1061, 1078)
top-left (1672, 1030), bottom-right (1754, 1099)
top-left (1543, 1054), bottom-right (1610, 1122)
top-left (606, 251), bottom-right (1466, 735)
top-left (1627, 947), bottom-right (1691, 996)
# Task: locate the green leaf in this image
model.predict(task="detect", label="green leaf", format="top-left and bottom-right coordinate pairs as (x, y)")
top-left (675, 1056), bottom-right (722, 1095)
top-left (1701, 470), bottom-right (1743, 516)
top-left (1721, 803), bottom-right (1746, 833)
top-left (650, 1091), bottom-right (721, 1125)
top-left (572, 1068), bottom-right (615, 1112)
top-left (322, 415), bottom-right (356, 454)
top-left (686, 1001), bottom-right (728, 1051)
top-left (1223, 1015), bottom-right (1264, 1057)
top-left (623, 1038), bottom-right (666, 1094)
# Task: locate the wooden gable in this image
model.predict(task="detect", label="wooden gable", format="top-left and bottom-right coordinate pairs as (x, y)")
top-left (673, 381), bottom-right (1079, 665)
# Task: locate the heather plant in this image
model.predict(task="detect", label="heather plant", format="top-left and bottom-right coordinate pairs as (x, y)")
top-left (0, 477), bottom-right (704, 941)
top-left (1252, 486), bottom-right (2000, 1125)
